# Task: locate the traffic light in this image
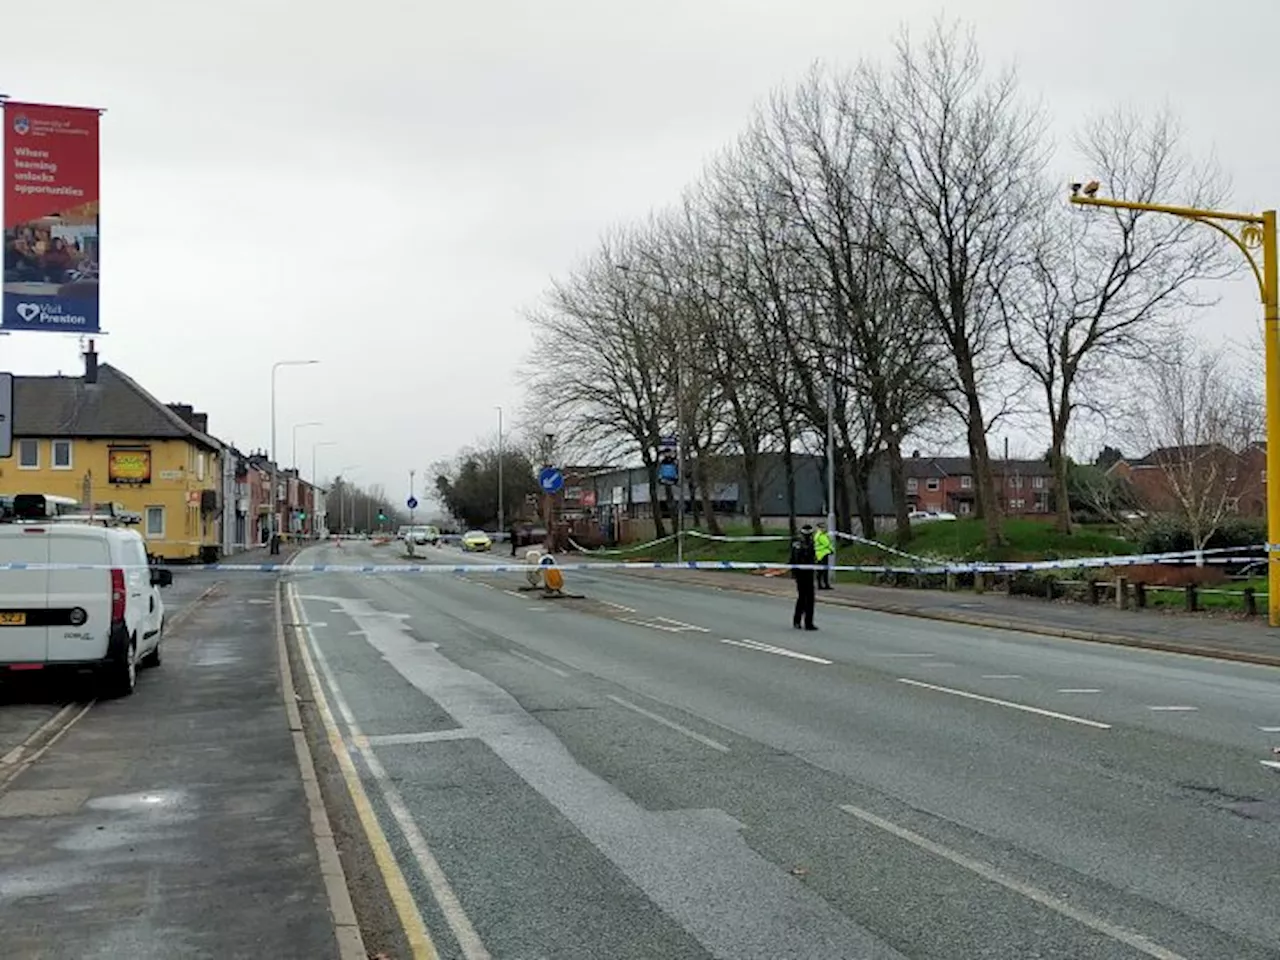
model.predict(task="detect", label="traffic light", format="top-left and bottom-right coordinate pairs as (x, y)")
top-left (298, 509), bottom-right (307, 521)
top-left (378, 511), bottom-right (387, 522)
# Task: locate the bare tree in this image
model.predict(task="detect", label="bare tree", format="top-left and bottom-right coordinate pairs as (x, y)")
top-left (1003, 107), bottom-right (1233, 533)
top-left (862, 20), bottom-right (1049, 547)
top-left (1126, 340), bottom-right (1257, 552)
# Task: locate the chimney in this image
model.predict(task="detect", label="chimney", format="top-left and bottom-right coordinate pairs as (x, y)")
top-left (192, 412), bottom-right (208, 435)
top-left (83, 339), bottom-right (99, 384)
top-left (911, 450), bottom-right (920, 459)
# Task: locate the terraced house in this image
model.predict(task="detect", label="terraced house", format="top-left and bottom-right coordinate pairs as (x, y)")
top-left (5, 345), bottom-right (223, 561)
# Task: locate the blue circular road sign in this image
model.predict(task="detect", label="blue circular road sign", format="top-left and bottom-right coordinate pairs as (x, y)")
top-left (538, 467), bottom-right (564, 493)
top-left (406, 496), bottom-right (419, 509)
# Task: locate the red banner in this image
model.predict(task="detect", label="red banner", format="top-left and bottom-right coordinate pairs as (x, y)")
top-left (2, 102), bottom-right (101, 333)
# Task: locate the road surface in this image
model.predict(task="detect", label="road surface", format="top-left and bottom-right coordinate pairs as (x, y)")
top-left (288, 539), bottom-right (1280, 960)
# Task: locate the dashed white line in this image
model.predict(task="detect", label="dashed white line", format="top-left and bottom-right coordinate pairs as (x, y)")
top-left (1257, 726), bottom-right (1280, 733)
top-left (363, 729), bottom-right (476, 746)
top-left (1262, 760), bottom-right (1280, 772)
top-left (982, 674), bottom-right (1023, 679)
top-left (501, 590), bottom-right (530, 601)
top-left (508, 648), bottom-right (569, 677)
top-left (837, 803), bottom-right (1187, 960)
top-left (721, 638), bottom-right (833, 665)
top-left (618, 617), bottom-right (685, 633)
top-left (917, 661), bottom-right (957, 668)
top-left (655, 616), bottom-right (710, 633)
top-left (606, 695), bottom-right (730, 753)
top-left (896, 678), bottom-right (1112, 730)
top-left (1146, 706), bottom-right (1198, 712)
top-left (599, 600), bottom-right (637, 613)
top-left (878, 653), bottom-right (936, 658)
top-left (1058, 688), bottom-right (1102, 694)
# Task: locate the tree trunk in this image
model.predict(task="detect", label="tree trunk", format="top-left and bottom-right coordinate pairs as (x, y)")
top-left (782, 437), bottom-right (798, 536)
top-left (1050, 419), bottom-right (1072, 535)
top-left (960, 374), bottom-right (1003, 548)
top-left (853, 456), bottom-right (875, 540)
top-left (742, 450), bottom-right (764, 536)
top-left (646, 461), bottom-right (667, 538)
top-left (887, 435), bottom-right (912, 542)
top-left (695, 457), bottom-right (721, 535)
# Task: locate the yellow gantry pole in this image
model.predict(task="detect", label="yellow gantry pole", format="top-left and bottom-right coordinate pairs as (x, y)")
top-left (1261, 210), bottom-right (1280, 626)
top-left (1070, 189), bottom-right (1280, 626)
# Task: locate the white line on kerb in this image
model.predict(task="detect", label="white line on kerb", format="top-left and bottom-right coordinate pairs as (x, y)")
top-left (721, 638), bottom-right (833, 665)
top-left (508, 648), bottom-right (569, 678)
top-left (290, 586), bottom-right (490, 960)
top-left (837, 803), bottom-right (1188, 960)
top-left (896, 678), bottom-right (1111, 729)
top-left (606, 695), bottom-right (731, 753)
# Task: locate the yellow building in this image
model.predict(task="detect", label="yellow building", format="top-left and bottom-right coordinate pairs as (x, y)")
top-left (4, 349), bottom-right (222, 561)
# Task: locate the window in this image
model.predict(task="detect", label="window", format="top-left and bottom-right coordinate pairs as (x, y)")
top-left (197, 453), bottom-right (206, 482)
top-left (18, 439), bottom-right (38, 469)
top-left (906, 478), bottom-right (918, 493)
top-left (926, 478), bottom-right (940, 491)
top-left (958, 501), bottom-right (972, 515)
top-left (1010, 498), bottom-right (1026, 510)
top-left (52, 440), bottom-right (73, 470)
top-left (145, 506), bottom-right (166, 539)
top-left (1033, 476), bottom-right (1044, 489)
top-left (1263, 470), bottom-right (1268, 485)
top-left (1010, 476), bottom-right (1024, 489)
top-left (960, 475), bottom-right (972, 489)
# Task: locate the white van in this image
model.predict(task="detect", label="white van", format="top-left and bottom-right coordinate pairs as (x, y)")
top-left (0, 500), bottom-right (171, 697)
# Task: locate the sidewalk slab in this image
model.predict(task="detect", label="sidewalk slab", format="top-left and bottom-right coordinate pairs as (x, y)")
top-left (612, 566), bottom-right (1280, 667)
top-left (0, 573), bottom-right (340, 959)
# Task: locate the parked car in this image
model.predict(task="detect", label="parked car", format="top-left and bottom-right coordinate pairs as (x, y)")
top-left (461, 529), bottom-right (493, 552)
top-left (908, 510), bottom-right (957, 523)
top-left (0, 494), bottom-right (172, 697)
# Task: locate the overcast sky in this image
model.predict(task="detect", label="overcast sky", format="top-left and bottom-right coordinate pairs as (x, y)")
top-left (3, 0), bottom-right (1274, 500)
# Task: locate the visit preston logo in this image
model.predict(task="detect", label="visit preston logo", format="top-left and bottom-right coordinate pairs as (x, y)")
top-left (12, 114), bottom-right (29, 135)
top-left (15, 303), bottom-right (41, 322)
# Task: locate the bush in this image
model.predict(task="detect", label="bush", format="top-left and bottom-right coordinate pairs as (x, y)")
top-left (1138, 517), bottom-right (1266, 555)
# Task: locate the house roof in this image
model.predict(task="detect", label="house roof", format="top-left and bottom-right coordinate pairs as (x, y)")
top-left (13, 363), bottom-right (221, 452)
top-left (1129, 444), bottom-right (1236, 468)
top-left (904, 455), bottom-right (1054, 478)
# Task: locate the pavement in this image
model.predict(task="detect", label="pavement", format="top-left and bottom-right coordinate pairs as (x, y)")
top-left (280, 538), bottom-right (1280, 959)
top-left (0, 555), bottom-right (343, 959)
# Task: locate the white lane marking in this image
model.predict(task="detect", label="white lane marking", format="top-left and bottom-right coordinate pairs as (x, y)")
top-left (347, 630), bottom-right (364, 636)
top-left (917, 662), bottom-right (957, 668)
top-left (1258, 726), bottom-right (1280, 733)
top-left (600, 600), bottom-right (637, 613)
top-left (618, 616), bottom-right (685, 633)
top-left (290, 586), bottom-right (491, 960)
top-left (837, 803), bottom-right (1188, 960)
top-left (508, 649), bottom-right (569, 678)
top-left (655, 616), bottom-right (710, 633)
top-left (363, 730), bottom-right (476, 746)
top-left (606, 695), bottom-right (731, 753)
top-left (721, 638), bottom-right (833, 665)
top-left (877, 653), bottom-right (936, 658)
top-left (896, 678), bottom-right (1112, 730)
top-left (475, 582), bottom-right (495, 590)
top-left (1261, 760), bottom-right (1280, 772)
top-left (501, 590), bottom-right (529, 601)
top-left (1146, 706), bottom-right (1198, 712)
top-left (982, 674), bottom-right (1023, 679)
top-left (1058, 688), bottom-right (1102, 694)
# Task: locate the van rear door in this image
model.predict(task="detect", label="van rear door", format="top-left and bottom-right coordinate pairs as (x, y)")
top-left (0, 527), bottom-right (51, 665)
top-left (45, 528), bottom-right (113, 663)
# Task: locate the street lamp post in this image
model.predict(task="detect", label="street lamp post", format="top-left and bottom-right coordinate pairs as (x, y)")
top-left (270, 360), bottom-right (319, 554)
top-left (312, 440), bottom-right (336, 537)
top-left (337, 465), bottom-right (358, 535)
top-left (292, 421), bottom-right (322, 472)
top-left (1070, 187), bottom-right (1280, 625)
top-left (496, 406), bottom-right (504, 537)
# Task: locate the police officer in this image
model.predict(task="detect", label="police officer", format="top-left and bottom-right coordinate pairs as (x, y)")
top-left (790, 524), bottom-right (818, 630)
top-left (814, 522), bottom-right (833, 590)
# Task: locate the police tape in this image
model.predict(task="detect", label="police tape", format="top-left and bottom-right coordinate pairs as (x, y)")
top-left (0, 544), bottom-right (1266, 574)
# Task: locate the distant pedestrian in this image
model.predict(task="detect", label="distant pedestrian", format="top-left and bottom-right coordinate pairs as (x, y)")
top-left (814, 523), bottom-right (833, 590)
top-left (790, 524), bottom-right (818, 631)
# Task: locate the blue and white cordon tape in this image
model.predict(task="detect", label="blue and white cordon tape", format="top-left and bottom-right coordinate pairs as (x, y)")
top-left (0, 543), bottom-right (1266, 574)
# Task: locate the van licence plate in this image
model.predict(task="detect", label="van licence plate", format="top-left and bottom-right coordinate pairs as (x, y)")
top-left (0, 612), bottom-right (28, 626)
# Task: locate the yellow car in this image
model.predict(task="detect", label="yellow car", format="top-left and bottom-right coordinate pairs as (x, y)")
top-left (461, 529), bottom-right (492, 552)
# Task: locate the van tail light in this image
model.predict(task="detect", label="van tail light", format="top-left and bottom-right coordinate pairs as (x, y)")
top-left (110, 568), bottom-right (126, 624)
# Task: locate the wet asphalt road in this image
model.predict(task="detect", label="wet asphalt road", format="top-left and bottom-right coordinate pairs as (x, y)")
top-left (290, 540), bottom-right (1280, 960)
